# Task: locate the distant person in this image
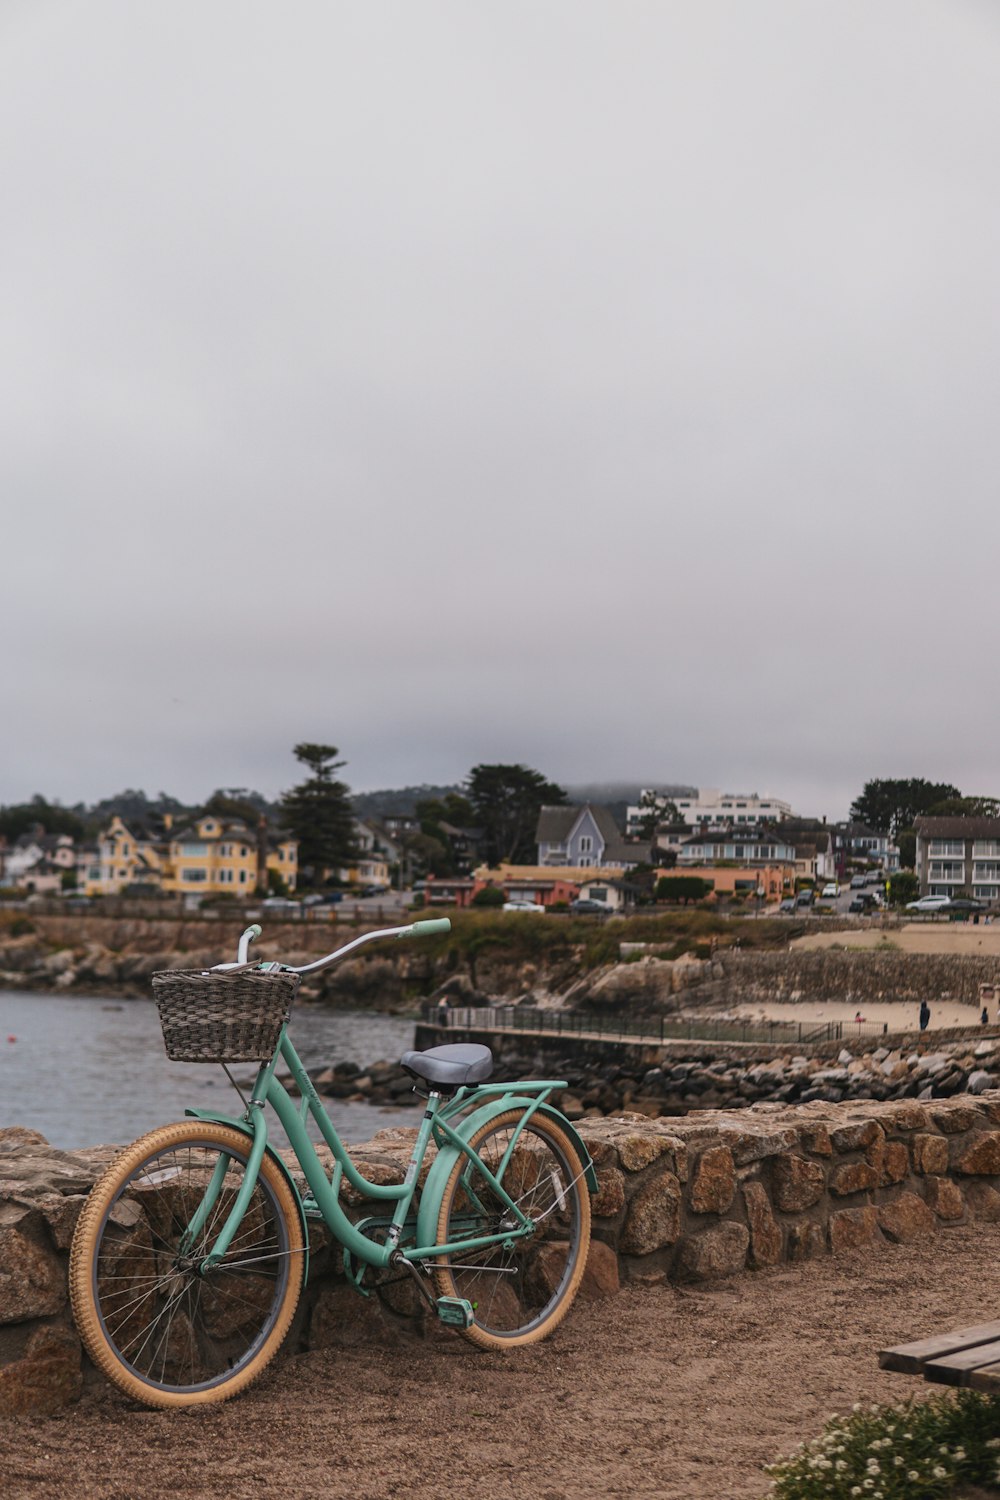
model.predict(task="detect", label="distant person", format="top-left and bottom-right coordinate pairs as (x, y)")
top-left (854, 1010), bottom-right (865, 1023)
top-left (919, 1000), bottom-right (931, 1032)
top-left (982, 1007), bottom-right (990, 1025)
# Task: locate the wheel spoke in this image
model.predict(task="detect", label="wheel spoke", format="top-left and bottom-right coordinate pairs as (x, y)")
top-left (432, 1112), bottom-right (590, 1346)
top-left (71, 1125), bottom-right (304, 1404)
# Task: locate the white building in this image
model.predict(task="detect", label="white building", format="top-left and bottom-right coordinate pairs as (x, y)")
top-left (626, 787), bottom-right (791, 836)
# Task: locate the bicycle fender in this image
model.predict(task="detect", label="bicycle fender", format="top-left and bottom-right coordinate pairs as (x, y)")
top-left (416, 1097), bottom-right (597, 1251)
top-left (183, 1107), bottom-right (310, 1279)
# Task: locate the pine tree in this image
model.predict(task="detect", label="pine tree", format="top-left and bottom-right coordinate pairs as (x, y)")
top-left (279, 744), bottom-right (358, 886)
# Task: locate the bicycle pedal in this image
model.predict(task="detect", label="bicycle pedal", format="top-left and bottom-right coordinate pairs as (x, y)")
top-left (300, 1196), bottom-right (324, 1221)
top-left (435, 1296), bottom-right (475, 1329)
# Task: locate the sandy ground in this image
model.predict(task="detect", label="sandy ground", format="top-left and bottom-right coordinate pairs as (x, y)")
top-left (6, 1224), bottom-right (1000, 1500)
top-left (731, 998), bottom-right (990, 1031)
top-left (727, 923), bottom-right (1000, 1033)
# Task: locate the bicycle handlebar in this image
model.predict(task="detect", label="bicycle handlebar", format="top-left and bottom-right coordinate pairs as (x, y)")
top-left (409, 918), bottom-right (451, 937)
top-left (230, 916), bottom-right (452, 976)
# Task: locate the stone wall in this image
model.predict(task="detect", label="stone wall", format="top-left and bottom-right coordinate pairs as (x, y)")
top-left (6, 1090), bottom-right (1000, 1413)
top-left (722, 949), bottom-right (1000, 1007)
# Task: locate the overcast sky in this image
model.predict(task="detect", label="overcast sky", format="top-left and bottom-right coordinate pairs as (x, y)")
top-left (3, 1), bottom-right (999, 822)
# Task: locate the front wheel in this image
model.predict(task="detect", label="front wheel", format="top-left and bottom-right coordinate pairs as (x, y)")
top-left (431, 1109), bottom-right (591, 1349)
top-left (69, 1122), bottom-right (305, 1408)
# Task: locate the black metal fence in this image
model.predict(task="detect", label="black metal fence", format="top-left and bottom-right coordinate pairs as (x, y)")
top-left (429, 1004), bottom-right (891, 1047)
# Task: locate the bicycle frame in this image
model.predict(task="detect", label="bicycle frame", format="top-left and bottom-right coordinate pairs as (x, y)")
top-left (190, 1027), bottom-right (571, 1274)
top-left (185, 922), bottom-right (589, 1278)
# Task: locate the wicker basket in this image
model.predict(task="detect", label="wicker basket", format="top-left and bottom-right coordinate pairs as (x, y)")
top-left (152, 966), bottom-right (300, 1063)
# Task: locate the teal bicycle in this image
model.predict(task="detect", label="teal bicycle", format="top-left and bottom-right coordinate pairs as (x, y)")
top-left (69, 918), bottom-right (595, 1408)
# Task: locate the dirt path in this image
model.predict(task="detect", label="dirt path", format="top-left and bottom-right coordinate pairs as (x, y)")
top-left (6, 1223), bottom-right (1000, 1500)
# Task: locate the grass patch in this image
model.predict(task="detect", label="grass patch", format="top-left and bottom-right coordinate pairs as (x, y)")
top-left (0, 911), bottom-right (34, 937)
top-left (408, 910), bottom-right (793, 972)
top-left (766, 1392), bottom-right (1000, 1498)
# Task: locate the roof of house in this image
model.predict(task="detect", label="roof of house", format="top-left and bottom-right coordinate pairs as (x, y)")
top-left (914, 816), bottom-right (1000, 838)
top-left (536, 803), bottom-right (622, 846)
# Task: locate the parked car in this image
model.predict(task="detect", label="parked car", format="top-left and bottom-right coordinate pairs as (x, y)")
top-left (850, 874), bottom-right (868, 890)
top-left (778, 898), bottom-right (797, 914)
top-left (359, 885), bottom-right (390, 898)
top-left (821, 883), bottom-right (839, 899)
top-left (301, 891), bottom-right (343, 906)
top-left (945, 898), bottom-right (984, 912)
top-left (502, 900), bottom-right (545, 914)
top-left (848, 896), bottom-right (872, 913)
top-left (795, 889), bottom-right (815, 907)
top-left (569, 898), bottom-right (613, 915)
top-left (905, 894), bottom-right (952, 912)
top-left (260, 896), bottom-right (301, 911)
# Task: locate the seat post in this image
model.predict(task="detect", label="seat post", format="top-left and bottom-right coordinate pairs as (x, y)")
top-left (385, 1091), bottom-right (442, 1248)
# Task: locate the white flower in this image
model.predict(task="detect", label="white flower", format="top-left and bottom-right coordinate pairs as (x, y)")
top-left (908, 1473), bottom-right (920, 1482)
top-left (954, 1447), bottom-right (966, 1460)
top-left (933, 1466), bottom-right (947, 1478)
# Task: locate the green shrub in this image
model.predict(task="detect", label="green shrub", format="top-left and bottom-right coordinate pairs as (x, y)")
top-left (655, 876), bottom-right (714, 904)
top-left (471, 885), bottom-right (504, 909)
top-left (766, 1391), bottom-right (1000, 1498)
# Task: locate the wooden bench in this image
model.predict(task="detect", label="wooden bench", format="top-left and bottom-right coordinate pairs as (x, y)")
top-left (880, 1322), bottom-right (1000, 1391)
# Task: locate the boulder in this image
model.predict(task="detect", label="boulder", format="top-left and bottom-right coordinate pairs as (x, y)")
top-left (877, 1193), bottom-right (938, 1244)
top-left (743, 1182), bottom-right (782, 1267)
top-left (0, 1324), bottom-right (82, 1415)
top-left (829, 1206), bottom-right (881, 1252)
top-left (619, 1173), bottom-right (682, 1255)
top-left (771, 1153), bottom-right (826, 1212)
top-left (923, 1176), bottom-right (965, 1220)
top-left (0, 1206), bottom-right (66, 1322)
top-left (953, 1134), bottom-right (1000, 1177)
top-left (911, 1134), bottom-right (949, 1176)
top-left (677, 1222), bottom-right (749, 1281)
top-left (689, 1147), bottom-right (736, 1215)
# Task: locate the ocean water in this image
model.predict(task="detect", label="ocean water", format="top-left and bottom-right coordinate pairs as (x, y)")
top-left (0, 989), bottom-right (423, 1150)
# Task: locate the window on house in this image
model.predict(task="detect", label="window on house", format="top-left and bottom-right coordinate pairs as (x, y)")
top-left (181, 869), bottom-right (207, 882)
top-left (579, 836), bottom-right (593, 852)
top-left (239, 870), bottom-right (247, 883)
top-left (240, 847), bottom-right (248, 857)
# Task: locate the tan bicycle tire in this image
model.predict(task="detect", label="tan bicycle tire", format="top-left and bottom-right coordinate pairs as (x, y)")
top-left (431, 1108), bottom-right (591, 1350)
top-left (69, 1121), bottom-right (305, 1409)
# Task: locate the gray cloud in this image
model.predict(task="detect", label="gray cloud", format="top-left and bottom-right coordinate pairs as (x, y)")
top-left (3, 1), bottom-right (1000, 820)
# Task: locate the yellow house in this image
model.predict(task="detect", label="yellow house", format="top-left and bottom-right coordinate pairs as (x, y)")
top-left (96, 816), bottom-right (154, 894)
top-left (161, 816), bottom-right (298, 896)
top-left (163, 817), bottom-right (259, 896)
top-left (266, 836), bottom-right (299, 892)
top-left (91, 813), bottom-right (298, 897)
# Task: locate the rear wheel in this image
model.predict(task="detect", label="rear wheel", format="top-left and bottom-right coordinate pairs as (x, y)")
top-left (431, 1109), bottom-right (591, 1349)
top-left (69, 1122), bottom-right (305, 1408)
